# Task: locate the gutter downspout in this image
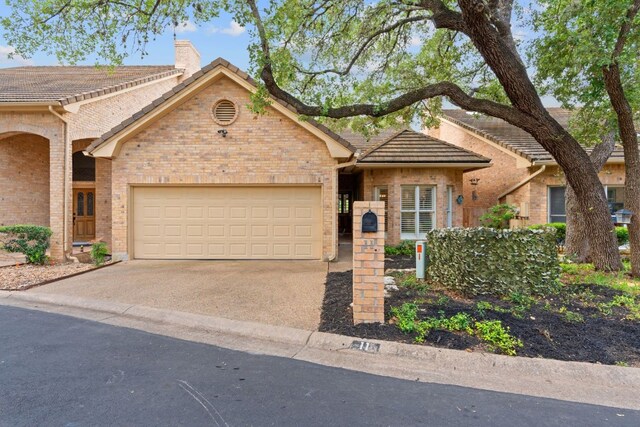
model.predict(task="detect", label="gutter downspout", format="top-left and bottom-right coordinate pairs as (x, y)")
top-left (329, 158), bottom-right (358, 261)
top-left (48, 106), bottom-right (70, 259)
top-left (498, 165), bottom-right (546, 201)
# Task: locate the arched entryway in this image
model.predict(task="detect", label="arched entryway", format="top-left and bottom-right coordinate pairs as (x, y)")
top-left (0, 132), bottom-right (50, 227)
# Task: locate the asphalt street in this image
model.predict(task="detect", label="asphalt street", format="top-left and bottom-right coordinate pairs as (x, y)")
top-left (0, 305), bottom-right (638, 426)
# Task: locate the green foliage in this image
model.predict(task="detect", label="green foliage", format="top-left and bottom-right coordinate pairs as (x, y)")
top-left (384, 240), bottom-right (415, 256)
top-left (398, 273), bottom-right (429, 294)
top-left (0, 225), bottom-right (52, 264)
top-left (474, 320), bottom-right (523, 356)
top-left (90, 242), bottom-right (109, 266)
top-left (531, 0), bottom-right (640, 145)
top-left (557, 306), bottom-right (585, 323)
top-left (390, 303), bottom-right (419, 333)
top-left (560, 262), bottom-right (594, 275)
top-left (597, 294), bottom-right (640, 320)
top-left (427, 228), bottom-right (560, 297)
top-left (616, 226), bottom-right (629, 246)
top-left (529, 223), bottom-right (566, 243)
top-left (390, 303), bottom-right (522, 355)
top-left (479, 204), bottom-right (518, 229)
top-left (475, 301), bottom-right (493, 317)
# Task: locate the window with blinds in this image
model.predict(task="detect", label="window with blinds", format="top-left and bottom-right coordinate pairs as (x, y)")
top-left (548, 186), bottom-right (566, 223)
top-left (401, 185), bottom-right (435, 239)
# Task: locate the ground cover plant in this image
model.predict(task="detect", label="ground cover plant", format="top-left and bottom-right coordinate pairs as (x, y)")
top-left (320, 264), bottom-right (640, 365)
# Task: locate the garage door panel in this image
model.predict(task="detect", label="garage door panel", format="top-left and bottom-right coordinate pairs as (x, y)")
top-left (133, 186), bottom-right (321, 259)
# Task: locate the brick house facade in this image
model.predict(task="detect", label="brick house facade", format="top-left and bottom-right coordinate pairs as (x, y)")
top-left (2, 44), bottom-right (491, 261)
top-left (427, 109), bottom-right (627, 226)
top-left (84, 59), bottom-right (489, 261)
top-left (0, 41), bottom-right (200, 259)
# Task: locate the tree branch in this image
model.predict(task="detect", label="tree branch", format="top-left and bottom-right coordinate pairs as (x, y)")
top-left (612, 0), bottom-right (640, 60)
top-left (295, 14), bottom-right (432, 77)
top-left (247, 0), bottom-right (535, 130)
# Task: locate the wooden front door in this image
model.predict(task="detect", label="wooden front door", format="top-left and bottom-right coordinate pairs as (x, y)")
top-left (73, 188), bottom-right (95, 241)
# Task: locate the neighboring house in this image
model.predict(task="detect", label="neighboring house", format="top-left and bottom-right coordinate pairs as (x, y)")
top-left (427, 108), bottom-right (626, 227)
top-left (0, 40), bottom-right (201, 259)
top-left (81, 58), bottom-right (490, 261)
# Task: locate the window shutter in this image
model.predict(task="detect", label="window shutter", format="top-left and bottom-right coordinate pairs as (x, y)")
top-left (401, 186), bottom-right (415, 211)
top-left (418, 186), bottom-right (434, 211)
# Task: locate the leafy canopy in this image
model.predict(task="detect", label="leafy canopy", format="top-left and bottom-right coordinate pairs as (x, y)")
top-left (530, 0), bottom-right (640, 143)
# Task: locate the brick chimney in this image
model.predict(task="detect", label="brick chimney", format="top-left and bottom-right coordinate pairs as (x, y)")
top-left (174, 40), bottom-right (201, 82)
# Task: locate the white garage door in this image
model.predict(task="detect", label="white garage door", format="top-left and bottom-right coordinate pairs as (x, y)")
top-left (133, 186), bottom-right (322, 259)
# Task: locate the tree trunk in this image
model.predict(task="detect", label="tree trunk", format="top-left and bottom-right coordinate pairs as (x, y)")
top-left (564, 187), bottom-right (590, 262)
top-left (565, 132), bottom-right (616, 262)
top-left (603, 64), bottom-right (640, 276)
top-left (559, 147), bottom-right (622, 271)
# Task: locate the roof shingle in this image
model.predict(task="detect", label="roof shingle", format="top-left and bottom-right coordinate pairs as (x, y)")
top-left (0, 66), bottom-right (181, 104)
top-left (358, 129), bottom-right (491, 165)
top-left (442, 108), bottom-right (625, 164)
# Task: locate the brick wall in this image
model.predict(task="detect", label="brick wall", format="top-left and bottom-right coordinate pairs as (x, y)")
top-left (0, 133), bottom-right (50, 226)
top-left (426, 121), bottom-right (530, 226)
top-left (359, 167), bottom-right (463, 245)
top-left (428, 121), bottom-right (628, 227)
top-left (352, 201), bottom-right (385, 324)
top-left (175, 40), bottom-right (201, 81)
top-left (68, 76), bottom-right (180, 141)
top-left (110, 76), bottom-right (339, 259)
top-left (528, 164), bottom-right (626, 224)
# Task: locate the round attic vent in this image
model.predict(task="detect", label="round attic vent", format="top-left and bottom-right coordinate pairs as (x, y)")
top-left (212, 99), bottom-right (238, 125)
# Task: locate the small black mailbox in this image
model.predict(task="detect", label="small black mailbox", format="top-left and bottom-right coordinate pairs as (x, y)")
top-left (361, 210), bottom-right (378, 233)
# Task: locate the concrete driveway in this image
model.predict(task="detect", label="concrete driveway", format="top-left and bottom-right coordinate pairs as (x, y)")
top-left (29, 260), bottom-right (328, 330)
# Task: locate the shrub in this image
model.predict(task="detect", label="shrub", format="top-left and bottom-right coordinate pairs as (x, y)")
top-left (427, 227), bottom-right (560, 297)
top-left (616, 226), bottom-right (629, 246)
top-left (479, 204), bottom-right (518, 229)
top-left (0, 225), bottom-right (52, 264)
top-left (90, 242), bottom-right (109, 266)
top-left (528, 223), bottom-right (566, 243)
top-left (384, 240), bottom-right (415, 256)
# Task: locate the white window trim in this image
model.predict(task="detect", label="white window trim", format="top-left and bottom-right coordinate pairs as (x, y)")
top-left (374, 186), bottom-right (388, 238)
top-left (446, 186), bottom-right (454, 228)
top-left (547, 185), bottom-right (567, 223)
top-left (401, 185), bottom-right (436, 240)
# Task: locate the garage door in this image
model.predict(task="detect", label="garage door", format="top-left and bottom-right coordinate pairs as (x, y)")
top-left (132, 186), bottom-right (322, 259)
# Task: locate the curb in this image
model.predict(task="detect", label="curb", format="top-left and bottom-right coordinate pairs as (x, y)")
top-left (2, 292), bottom-right (639, 410)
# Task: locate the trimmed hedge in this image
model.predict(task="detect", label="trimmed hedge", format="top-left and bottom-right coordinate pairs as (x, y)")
top-left (0, 225), bottom-right (52, 264)
top-left (528, 223), bottom-right (566, 243)
top-left (427, 227), bottom-right (560, 297)
top-left (530, 223), bottom-right (629, 246)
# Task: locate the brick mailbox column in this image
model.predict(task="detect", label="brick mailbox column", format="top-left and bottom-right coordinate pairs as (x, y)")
top-left (352, 201), bottom-right (385, 324)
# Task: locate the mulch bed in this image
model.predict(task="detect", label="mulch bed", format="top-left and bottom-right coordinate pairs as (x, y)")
top-left (319, 270), bottom-right (640, 366)
top-left (0, 262), bottom-right (115, 291)
top-left (384, 254), bottom-right (416, 270)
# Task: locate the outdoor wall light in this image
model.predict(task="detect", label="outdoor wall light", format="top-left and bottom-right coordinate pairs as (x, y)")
top-left (469, 178), bottom-right (480, 186)
top-left (217, 129), bottom-right (228, 137)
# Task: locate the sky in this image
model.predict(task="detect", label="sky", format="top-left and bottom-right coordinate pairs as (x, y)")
top-left (0, 3), bottom-right (558, 107)
top-left (0, 6), bottom-right (253, 69)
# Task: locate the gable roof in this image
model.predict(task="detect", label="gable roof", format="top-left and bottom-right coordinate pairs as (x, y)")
top-left (0, 66), bottom-right (181, 106)
top-left (442, 108), bottom-right (625, 164)
top-left (337, 128), bottom-right (404, 152)
top-left (357, 129), bottom-right (491, 168)
top-left (87, 58), bottom-right (356, 157)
